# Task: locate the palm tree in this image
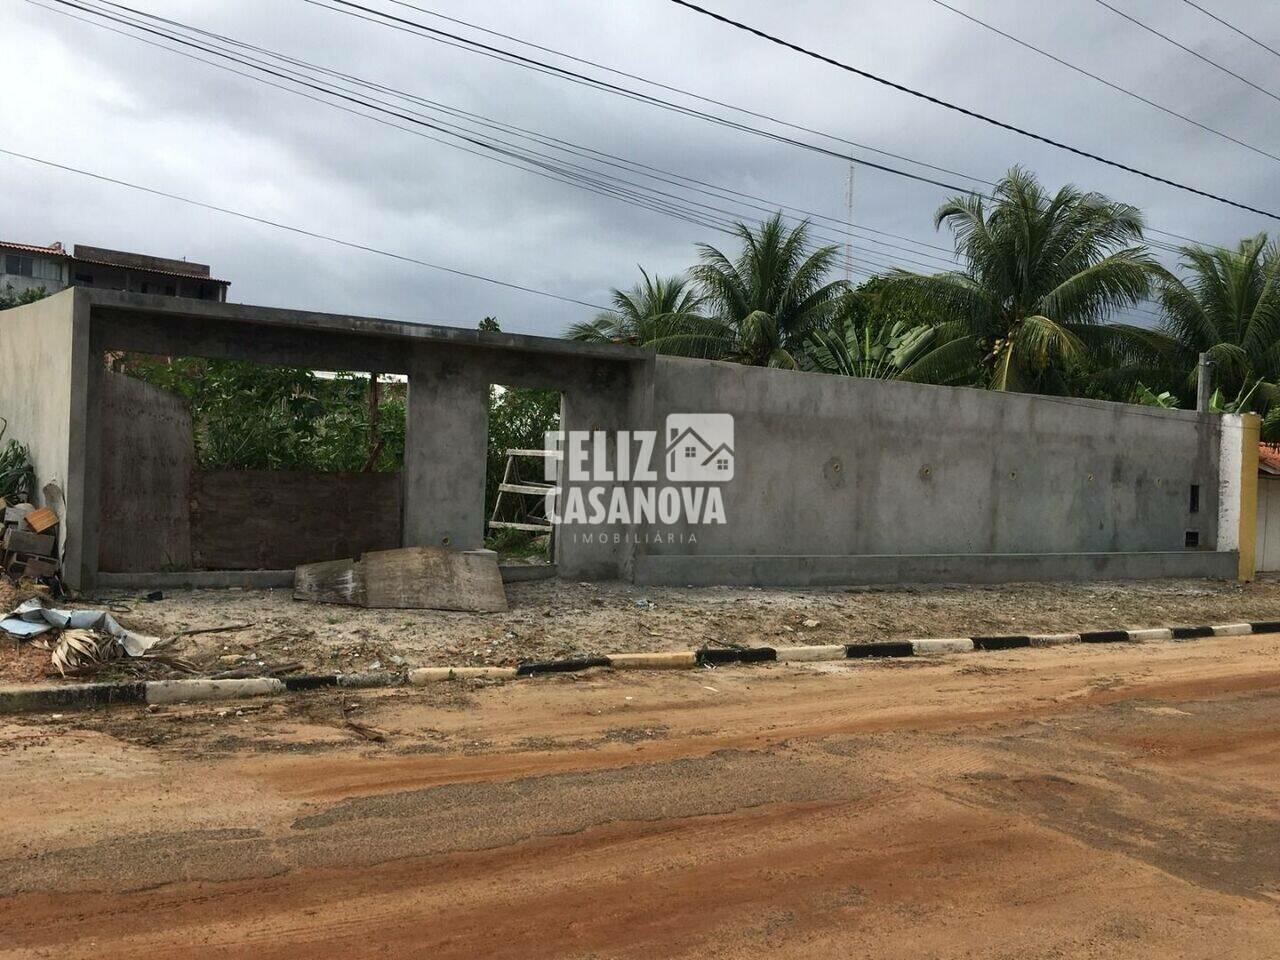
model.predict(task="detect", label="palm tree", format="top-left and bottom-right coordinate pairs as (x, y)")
top-left (1155, 234), bottom-right (1280, 410)
top-left (566, 269), bottom-right (714, 354)
top-left (881, 167), bottom-right (1159, 392)
top-left (691, 213), bottom-right (846, 368)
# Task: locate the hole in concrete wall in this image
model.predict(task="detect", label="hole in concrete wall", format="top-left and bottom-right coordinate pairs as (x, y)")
top-left (99, 352), bottom-right (405, 573)
top-left (1189, 483), bottom-right (1200, 513)
top-left (1184, 530), bottom-right (1200, 548)
top-left (485, 382), bottom-right (561, 565)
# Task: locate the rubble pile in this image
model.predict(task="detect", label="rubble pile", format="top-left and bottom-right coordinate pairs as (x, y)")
top-left (1, 500), bottom-right (59, 584)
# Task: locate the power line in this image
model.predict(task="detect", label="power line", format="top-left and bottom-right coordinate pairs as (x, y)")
top-left (40, 0), bottom-right (959, 274)
top-left (0, 146), bottom-right (609, 310)
top-left (6, 14), bottom-right (1188, 327)
top-left (1092, 0), bottom-right (1280, 106)
top-left (1178, 0), bottom-right (1280, 62)
top-left (40, 0), bottom-right (738, 237)
top-left (370, 0), bottom-right (993, 191)
top-left (24, 0), bottom-right (1242, 289)
top-left (294, 0), bottom-right (1243, 257)
top-left (303, 0), bottom-right (986, 198)
top-left (926, 0), bottom-right (1280, 166)
top-left (664, 0), bottom-right (1280, 222)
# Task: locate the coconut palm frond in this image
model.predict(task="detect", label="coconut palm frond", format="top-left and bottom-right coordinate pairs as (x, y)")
top-left (50, 630), bottom-right (122, 677)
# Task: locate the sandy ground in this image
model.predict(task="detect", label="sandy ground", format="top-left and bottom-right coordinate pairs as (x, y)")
top-left (0, 632), bottom-right (1279, 957)
top-left (4, 575), bottom-right (1280, 682)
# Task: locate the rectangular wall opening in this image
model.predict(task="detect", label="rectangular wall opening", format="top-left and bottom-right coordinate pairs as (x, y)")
top-left (1189, 483), bottom-right (1200, 514)
top-left (98, 352), bottom-right (406, 573)
top-left (484, 382), bottom-right (561, 567)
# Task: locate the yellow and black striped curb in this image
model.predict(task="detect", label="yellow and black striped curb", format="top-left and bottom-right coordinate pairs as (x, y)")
top-left (2, 619), bottom-right (1277, 714)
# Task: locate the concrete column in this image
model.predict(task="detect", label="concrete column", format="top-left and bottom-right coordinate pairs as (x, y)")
top-left (556, 361), bottom-right (647, 582)
top-left (1217, 412), bottom-right (1261, 581)
top-left (1196, 352), bottom-right (1215, 412)
top-left (403, 348), bottom-right (489, 551)
top-left (67, 290), bottom-right (94, 591)
top-left (1238, 414), bottom-right (1261, 581)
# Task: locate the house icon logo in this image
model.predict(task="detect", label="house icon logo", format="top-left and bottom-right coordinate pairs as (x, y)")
top-left (665, 413), bottom-right (735, 482)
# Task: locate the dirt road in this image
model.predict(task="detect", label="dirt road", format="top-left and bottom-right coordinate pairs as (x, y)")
top-left (2, 634), bottom-right (1279, 957)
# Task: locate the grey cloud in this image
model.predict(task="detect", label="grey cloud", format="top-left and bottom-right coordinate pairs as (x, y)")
top-left (3, 0), bottom-right (1278, 337)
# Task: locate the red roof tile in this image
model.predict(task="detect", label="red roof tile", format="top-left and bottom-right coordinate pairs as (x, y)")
top-left (1259, 443), bottom-right (1280, 475)
top-left (0, 240), bottom-right (66, 257)
top-left (70, 254), bottom-right (229, 285)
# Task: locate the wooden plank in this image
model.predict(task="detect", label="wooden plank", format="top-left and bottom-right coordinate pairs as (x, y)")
top-left (23, 507), bottom-right (58, 534)
top-left (488, 521), bottom-right (554, 532)
top-left (294, 558), bottom-right (366, 606)
top-left (21, 557), bottom-right (58, 578)
top-left (498, 482), bottom-right (555, 495)
top-left (361, 546), bottom-right (507, 612)
top-left (3, 529), bottom-right (54, 556)
top-left (506, 449), bottom-right (562, 458)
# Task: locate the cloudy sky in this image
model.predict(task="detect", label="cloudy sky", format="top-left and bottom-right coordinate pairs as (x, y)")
top-left (3, 0), bottom-right (1278, 336)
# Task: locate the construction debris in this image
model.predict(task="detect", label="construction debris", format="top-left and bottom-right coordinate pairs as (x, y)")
top-left (294, 545), bottom-right (508, 613)
top-left (1, 499), bottom-right (61, 583)
top-left (47, 628), bottom-right (119, 676)
top-left (1, 598), bottom-right (162, 676)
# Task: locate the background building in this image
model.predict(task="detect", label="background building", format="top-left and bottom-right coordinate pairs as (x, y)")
top-left (0, 239), bottom-right (229, 301)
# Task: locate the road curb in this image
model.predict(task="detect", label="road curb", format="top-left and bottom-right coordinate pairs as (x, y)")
top-left (1, 618), bottom-right (1274, 713)
top-left (0, 672), bottom-right (396, 715)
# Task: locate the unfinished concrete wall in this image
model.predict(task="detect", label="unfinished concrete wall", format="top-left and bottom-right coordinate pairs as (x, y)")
top-left (98, 371), bottom-right (194, 572)
top-left (71, 290), bottom-right (1241, 588)
top-left (0, 293), bottom-right (76, 501)
top-left (403, 349), bottom-right (489, 552)
top-left (96, 367), bottom-right (402, 573)
top-left (192, 470), bottom-right (402, 569)
top-left (636, 358), bottom-right (1231, 585)
top-left (399, 338), bottom-right (649, 580)
top-left (0, 290), bottom-right (89, 579)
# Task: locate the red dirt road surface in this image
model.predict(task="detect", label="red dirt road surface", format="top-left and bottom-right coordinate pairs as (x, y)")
top-left (2, 634), bottom-right (1280, 958)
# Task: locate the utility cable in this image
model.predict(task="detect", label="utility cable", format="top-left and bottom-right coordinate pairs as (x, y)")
top-left (664, 0), bottom-right (1280, 222)
top-left (1092, 0), bottom-right (1280, 106)
top-left (926, 0), bottom-right (1280, 166)
top-left (0, 147), bottom-right (608, 310)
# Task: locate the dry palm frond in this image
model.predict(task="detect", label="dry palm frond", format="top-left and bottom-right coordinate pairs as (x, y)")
top-left (49, 629), bottom-right (121, 676)
top-left (139, 652), bottom-right (200, 672)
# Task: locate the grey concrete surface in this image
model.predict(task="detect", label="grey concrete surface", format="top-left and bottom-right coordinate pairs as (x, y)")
top-left (0, 292), bottom-right (76, 501)
top-left (403, 350), bottom-right (490, 552)
top-left (634, 550), bottom-right (1239, 586)
top-left (93, 570), bottom-right (295, 590)
top-left (0, 289), bottom-right (90, 580)
top-left (644, 357), bottom-right (1220, 560)
top-left (98, 369), bottom-right (194, 572)
top-left (2, 289), bottom-right (1243, 590)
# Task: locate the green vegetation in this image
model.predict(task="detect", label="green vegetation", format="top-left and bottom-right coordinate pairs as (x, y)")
top-left (117, 317), bottom-right (560, 535)
top-left (571, 166), bottom-right (1280, 433)
top-left (0, 418), bottom-right (36, 504)
top-left (1151, 234), bottom-right (1280, 411)
top-left (878, 167), bottom-right (1159, 393)
top-left (485, 382), bottom-right (560, 517)
top-left (566, 268), bottom-right (708, 352)
top-left (119, 357), bottom-right (405, 472)
top-left (0, 283), bottom-right (49, 310)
